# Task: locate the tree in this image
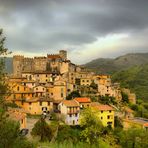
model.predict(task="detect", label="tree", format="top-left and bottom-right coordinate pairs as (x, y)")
top-left (99, 95), bottom-right (117, 105)
top-left (31, 117), bottom-right (52, 142)
top-left (56, 125), bottom-right (81, 143)
top-left (79, 108), bottom-right (103, 144)
top-left (0, 29), bottom-right (9, 107)
top-left (0, 29), bottom-right (34, 148)
top-left (90, 81), bottom-right (98, 90)
top-left (0, 118), bottom-right (35, 148)
top-left (121, 92), bottom-right (129, 103)
top-left (117, 128), bottom-right (148, 148)
top-left (66, 90), bottom-right (81, 100)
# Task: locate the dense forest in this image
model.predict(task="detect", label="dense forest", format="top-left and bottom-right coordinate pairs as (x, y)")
top-left (112, 64), bottom-right (148, 102)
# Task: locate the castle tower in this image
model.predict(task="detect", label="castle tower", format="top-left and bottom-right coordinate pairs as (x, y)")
top-left (13, 55), bottom-right (24, 77)
top-left (59, 50), bottom-right (67, 60)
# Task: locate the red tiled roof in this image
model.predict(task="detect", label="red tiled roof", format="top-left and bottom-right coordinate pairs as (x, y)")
top-left (62, 100), bottom-right (79, 107)
top-left (144, 123), bottom-right (148, 127)
top-left (7, 108), bottom-right (26, 121)
top-left (74, 97), bottom-right (91, 103)
top-left (93, 105), bottom-right (114, 111)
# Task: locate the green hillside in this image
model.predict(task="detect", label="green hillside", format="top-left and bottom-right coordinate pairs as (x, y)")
top-left (0, 57), bottom-right (13, 74)
top-left (84, 53), bottom-right (148, 74)
top-left (4, 57), bottom-right (13, 73)
top-left (112, 64), bottom-right (148, 101)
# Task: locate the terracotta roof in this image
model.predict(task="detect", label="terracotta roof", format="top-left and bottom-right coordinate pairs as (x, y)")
top-left (26, 97), bottom-right (52, 102)
top-left (74, 97), bottom-right (91, 103)
top-left (90, 102), bottom-right (100, 107)
top-left (144, 123), bottom-right (148, 127)
top-left (14, 97), bottom-right (52, 102)
top-left (124, 107), bottom-right (134, 113)
top-left (62, 100), bottom-right (79, 107)
top-left (93, 105), bottom-right (114, 111)
top-left (7, 108), bottom-right (26, 121)
top-left (22, 80), bottom-right (35, 83)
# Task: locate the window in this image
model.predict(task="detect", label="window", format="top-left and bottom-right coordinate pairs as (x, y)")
top-left (101, 111), bottom-right (103, 113)
top-left (87, 80), bottom-right (89, 82)
top-left (61, 93), bottom-right (63, 97)
top-left (101, 117), bottom-right (103, 120)
top-left (109, 110), bottom-right (112, 113)
top-left (40, 102), bottom-right (42, 106)
top-left (69, 114), bottom-right (72, 117)
top-left (46, 75), bottom-right (48, 77)
top-left (107, 115), bottom-right (110, 119)
top-left (29, 102), bottom-right (32, 105)
top-left (21, 119), bottom-right (23, 124)
top-left (107, 122), bottom-right (112, 125)
top-left (48, 102), bottom-right (50, 106)
top-left (17, 86), bottom-right (19, 91)
top-left (51, 93), bottom-right (53, 95)
top-left (75, 113), bottom-right (78, 117)
top-left (36, 88), bottom-right (38, 90)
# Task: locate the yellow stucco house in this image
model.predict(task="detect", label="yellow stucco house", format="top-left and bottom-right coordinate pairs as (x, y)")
top-left (6, 82), bottom-right (34, 101)
top-left (92, 104), bottom-right (115, 128)
top-left (14, 97), bottom-right (53, 115)
top-left (46, 80), bottom-right (67, 101)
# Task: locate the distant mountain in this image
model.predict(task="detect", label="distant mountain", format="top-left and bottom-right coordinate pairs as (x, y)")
top-left (84, 53), bottom-right (148, 74)
top-left (0, 57), bottom-right (13, 74)
top-left (112, 64), bottom-right (148, 101)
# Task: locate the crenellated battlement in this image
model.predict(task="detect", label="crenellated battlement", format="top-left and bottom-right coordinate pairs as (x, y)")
top-left (34, 56), bottom-right (46, 59)
top-left (13, 55), bottom-right (24, 58)
top-left (24, 57), bottom-right (33, 60)
top-left (13, 50), bottom-right (68, 76)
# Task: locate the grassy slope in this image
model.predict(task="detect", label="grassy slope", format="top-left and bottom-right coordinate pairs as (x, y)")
top-left (112, 64), bottom-right (148, 101)
top-left (84, 53), bottom-right (148, 74)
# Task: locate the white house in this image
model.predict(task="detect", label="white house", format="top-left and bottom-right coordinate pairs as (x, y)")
top-left (58, 100), bottom-right (80, 125)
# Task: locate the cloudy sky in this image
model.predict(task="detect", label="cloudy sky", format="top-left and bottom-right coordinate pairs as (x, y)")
top-left (0, 0), bottom-right (148, 64)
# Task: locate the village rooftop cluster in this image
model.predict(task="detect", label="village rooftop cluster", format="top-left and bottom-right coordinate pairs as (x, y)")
top-left (5, 50), bottom-right (148, 130)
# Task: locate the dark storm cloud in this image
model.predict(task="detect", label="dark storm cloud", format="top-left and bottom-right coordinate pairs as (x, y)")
top-left (0, 0), bottom-right (148, 61)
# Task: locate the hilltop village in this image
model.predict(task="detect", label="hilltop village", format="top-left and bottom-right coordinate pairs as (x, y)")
top-left (5, 50), bottom-right (148, 131)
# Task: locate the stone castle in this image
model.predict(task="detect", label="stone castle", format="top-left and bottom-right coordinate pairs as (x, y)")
top-left (13, 50), bottom-right (68, 76)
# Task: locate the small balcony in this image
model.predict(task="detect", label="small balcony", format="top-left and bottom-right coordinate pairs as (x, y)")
top-left (67, 110), bottom-right (79, 114)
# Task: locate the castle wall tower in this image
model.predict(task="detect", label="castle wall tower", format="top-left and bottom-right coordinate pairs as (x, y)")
top-left (13, 55), bottom-right (24, 76)
top-left (23, 58), bottom-right (34, 72)
top-left (59, 50), bottom-right (67, 60)
top-left (34, 57), bottom-right (47, 71)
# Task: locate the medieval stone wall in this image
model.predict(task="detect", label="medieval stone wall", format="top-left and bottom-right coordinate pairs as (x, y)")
top-left (13, 50), bottom-right (68, 76)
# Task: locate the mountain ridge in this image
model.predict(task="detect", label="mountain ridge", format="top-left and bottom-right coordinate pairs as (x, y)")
top-left (84, 52), bottom-right (148, 74)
